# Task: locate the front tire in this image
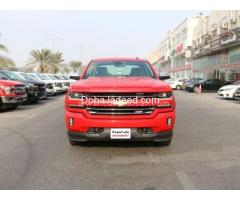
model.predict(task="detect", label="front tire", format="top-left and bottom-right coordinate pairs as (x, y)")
top-left (193, 86), bottom-right (199, 93)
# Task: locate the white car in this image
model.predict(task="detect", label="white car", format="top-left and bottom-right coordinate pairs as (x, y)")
top-left (45, 74), bottom-right (66, 94)
top-left (54, 74), bottom-right (74, 91)
top-left (218, 81), bottom-right (240, 99)
top-left (165, 78), bottom-right (187, 90)
top-left (28, 73), bottom-right (58, 95)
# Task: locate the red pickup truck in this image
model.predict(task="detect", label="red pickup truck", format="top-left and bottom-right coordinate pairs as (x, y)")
top-left (0, 79), bottom-right (27, 111)
top-left (65, 58), bottom-right (176, 146)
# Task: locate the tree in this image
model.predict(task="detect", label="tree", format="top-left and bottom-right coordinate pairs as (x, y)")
top-left (25, 49), bottom-right (64, 73)
top-left (69, 61), bottom-right (83, 73)
top-left (48, 52), bottom-right (64, 74)
top-left (0, 34), bottom-right (15, 70)
top-left (25, 49), bottom-right (52, 73)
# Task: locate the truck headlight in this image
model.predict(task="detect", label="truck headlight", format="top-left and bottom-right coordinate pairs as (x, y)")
top-left (69, 92), bottom-right (86, 99)
top-left (0, 86), bottom-right (12, 95)
top-left (156, 92), bottom-right (172, 98)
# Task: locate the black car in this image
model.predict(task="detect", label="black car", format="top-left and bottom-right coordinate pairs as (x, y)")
top-left (188, 79), bottom-right (232, 93)
top-left (184, 78), bottom-right (203, 91)
top-left (0, 70), bottom-right (46, 103)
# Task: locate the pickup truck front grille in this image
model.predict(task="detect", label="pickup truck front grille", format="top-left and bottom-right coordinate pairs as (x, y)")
top-left (37, 84), bottom-right (46, 92)
top-left (64, 82), bottom-right (70, 86)
top-left (86, 92), bottom-right (156, 99)
top-left (55, 83), bottom-right (63, 88)
top-left (86, 106), bottom-right (155, 115)
top-left (47, 83), bottom-right (53, 89)
top-left (15, 85), bottom-right (26, 95)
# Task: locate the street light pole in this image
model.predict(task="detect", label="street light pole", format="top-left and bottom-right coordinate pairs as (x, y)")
top-left (44, 38), bottom-right (64, 52)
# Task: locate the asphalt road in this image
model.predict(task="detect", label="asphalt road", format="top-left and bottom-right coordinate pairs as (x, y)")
top-left (0, 92), bottom-right (240, 189)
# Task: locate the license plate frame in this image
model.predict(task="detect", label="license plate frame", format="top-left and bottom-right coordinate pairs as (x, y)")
top-left (110, 128), bottom-right (131, 139)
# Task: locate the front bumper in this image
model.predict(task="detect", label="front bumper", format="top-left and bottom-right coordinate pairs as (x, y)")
top-left (68, 129), bottom-right (173, 142)
top-left (218, 90), bottom-right (235, 99)
top-left (54, 86), bottom-right (64, 93)
top-left (1, 94), bottom-right (27, 108)
top-left (66, 110), bottom-right (175, 133)
top-left (38, 90), bottom-right (47, 99)
top-left (46, 88), bottom-right (55, 96)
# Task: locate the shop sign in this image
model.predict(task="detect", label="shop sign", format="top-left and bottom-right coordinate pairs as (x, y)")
top-left (220, 30), bottom-right (238, 46)
top-left (176, 44), bottom-right (183, 54)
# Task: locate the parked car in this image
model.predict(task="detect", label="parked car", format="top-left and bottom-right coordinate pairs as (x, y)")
top-left (65, 58), bottom-right (176, 146)
top-left (234, 87), bottom-right (240, 100)
top-left (0, 70), bottom-right (43, 103)
top-left (191, 79), bottom-right (232, 93)
top-left (27, 73), bottom-right (55, 96)
top-left (14, 72), bottom-right (48, 100)
top-left (57, 74), bottom-right (76, 85)
top-left (183, 78), bottom-right (203, 91)
top-left (218, 81), bottom-right (240, 99)
top-left (50, 74), bottom-right (69, 92)
top-left (0, 78), bottom-right (27, 111)
top-left (45, 74), bottom-right (65, 94)
top-left (165, 78), bottom-right (187, 90)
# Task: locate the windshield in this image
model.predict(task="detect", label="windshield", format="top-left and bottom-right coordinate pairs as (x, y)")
top-left (20, 73), bottom-right (36, 81)
top-left (0, 71), bottom-right (10, 80)
top-left (47, 75), bottom-right (58, 80)
top-left (58, 75), bottom-right (68, 80)
top-left (35, 74), bottom-right (50, 80)
top-left (63, 75), bottom-right (70, 80)
top-left (83, 61), bottom-right (155, 79)
top-left (53, 75), bottom-right (61, 80)
top-left (2, 71), bottom-right (25, 81)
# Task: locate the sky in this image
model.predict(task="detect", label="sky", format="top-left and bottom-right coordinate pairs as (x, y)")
top-left (0, 11), bottom-right (208, 67)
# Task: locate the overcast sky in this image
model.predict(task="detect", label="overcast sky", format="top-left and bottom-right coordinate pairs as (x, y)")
top-left (0, 11), bottom-right (208, 67)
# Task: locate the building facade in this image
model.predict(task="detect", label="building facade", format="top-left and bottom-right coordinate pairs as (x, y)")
top-left (148, 16), bottom-right (201, 79)
top-left (169, 17), bottom-right (200, 79)
top-left (192, 11), bottom-right (240, 82)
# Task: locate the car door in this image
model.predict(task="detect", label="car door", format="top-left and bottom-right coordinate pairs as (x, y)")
top-left (204, 79), bottom-right (213, 90)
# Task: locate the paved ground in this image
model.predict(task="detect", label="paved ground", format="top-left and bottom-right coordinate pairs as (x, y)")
top-left (0, 92), bottom-right (240, 189)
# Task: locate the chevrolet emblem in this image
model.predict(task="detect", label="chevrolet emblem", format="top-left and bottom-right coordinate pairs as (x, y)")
top-left (113, 100), bottom-right (128, 107)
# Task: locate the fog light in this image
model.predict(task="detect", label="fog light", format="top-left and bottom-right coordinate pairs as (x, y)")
top-left (69, 118), bottom-right (74, 126)
top-left (167, 117), bottom-right (172, 126)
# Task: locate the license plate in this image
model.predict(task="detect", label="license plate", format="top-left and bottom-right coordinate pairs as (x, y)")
top-left (110, 128), bottom-right (131, 139)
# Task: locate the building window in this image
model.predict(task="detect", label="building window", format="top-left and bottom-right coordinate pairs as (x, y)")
top-left (182, 28), bottom-right (187, 40)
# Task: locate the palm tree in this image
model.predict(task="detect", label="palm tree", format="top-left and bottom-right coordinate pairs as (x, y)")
top-left (25, 49), bottom-right (52, 73)
top-left (25, 49), bottom-right (64, 73)
top-left (0, 35), bottom-right (15, 70)
top-left (0, 43), bottom-right (8, 52)
top-left (69, 61), bottom-right (83, 73)
top-left (48, 51), bottom-right (64, 74)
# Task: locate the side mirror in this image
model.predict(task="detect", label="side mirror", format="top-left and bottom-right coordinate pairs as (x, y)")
top-left (69, 75), bottom-right (80, 80)
top-left (159, 75), bottom-right (170, 80)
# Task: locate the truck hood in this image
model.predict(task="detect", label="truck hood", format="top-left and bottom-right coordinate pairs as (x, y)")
top-left (70, 77), bottom-right (171, 92)
top-left (0, 80), bottom-right (24, 87)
